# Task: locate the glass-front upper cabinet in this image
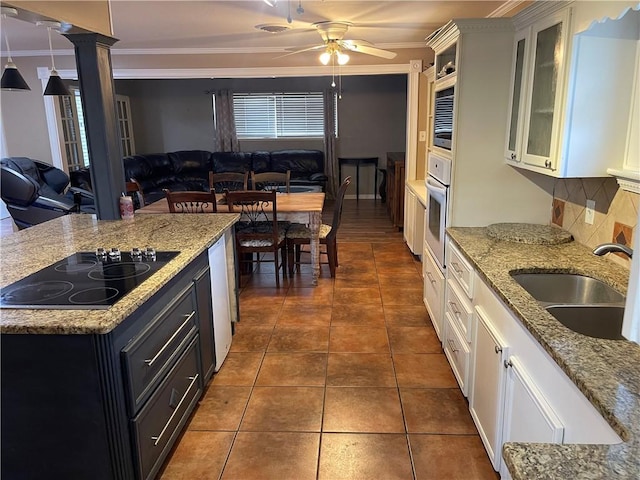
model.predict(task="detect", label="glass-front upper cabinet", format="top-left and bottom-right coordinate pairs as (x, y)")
top-left (504, 31), bottom-right (529, 163)
top-left (520, 10), bottom-right (568, 170)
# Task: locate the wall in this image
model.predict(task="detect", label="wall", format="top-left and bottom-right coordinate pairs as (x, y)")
top-left (552, 177), bottom-right (638, 269)
top-left (117, 74), bottom-right (407, 197)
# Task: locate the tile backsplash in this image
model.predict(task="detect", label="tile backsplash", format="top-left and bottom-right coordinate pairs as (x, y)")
top-left (552, 178), bottom-right (638, 269)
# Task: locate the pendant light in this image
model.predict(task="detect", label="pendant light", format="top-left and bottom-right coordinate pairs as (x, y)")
top-left (42, 22), bottom-right (70, 96)
top-left (1, 7), bottom-right (30, 91)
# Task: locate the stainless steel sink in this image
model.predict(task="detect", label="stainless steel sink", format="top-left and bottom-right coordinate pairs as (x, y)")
top-left (510, 273), bottom-right (625, 306)
top-left (545, 305), bottom-right (625, 340)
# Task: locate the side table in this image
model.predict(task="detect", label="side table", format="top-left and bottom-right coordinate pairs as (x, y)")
top-left (338, 157), bottom-right (379, 201)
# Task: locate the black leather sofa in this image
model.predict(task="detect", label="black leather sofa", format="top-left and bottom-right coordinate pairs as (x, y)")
top-left (71, 149), bottom-right (327, 205)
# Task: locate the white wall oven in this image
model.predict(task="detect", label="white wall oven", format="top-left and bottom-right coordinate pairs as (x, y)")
top-left (425, 152), bottom-right (452, 272)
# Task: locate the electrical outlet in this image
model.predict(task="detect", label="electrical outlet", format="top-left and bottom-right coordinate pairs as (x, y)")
top-left (419, 130), bottom-right (426, 142)
top-left (585, 199), bottom-right (595, 224)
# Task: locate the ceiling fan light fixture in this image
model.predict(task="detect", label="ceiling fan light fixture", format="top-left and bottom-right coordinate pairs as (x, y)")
top-left (319, 51), bottom-right (331, 65)
top-left (337, 52), bottom-right (350, 65)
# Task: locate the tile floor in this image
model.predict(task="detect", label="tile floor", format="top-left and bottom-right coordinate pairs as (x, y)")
top-left (158, 241), bottom-right (498, 480)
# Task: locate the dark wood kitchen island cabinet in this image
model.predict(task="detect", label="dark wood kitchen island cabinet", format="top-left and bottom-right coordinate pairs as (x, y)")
top-left (0, 214), bottom-right (239, 480)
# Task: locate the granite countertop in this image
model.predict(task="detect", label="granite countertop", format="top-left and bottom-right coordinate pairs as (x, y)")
top-left (447, 227), bottom-right (639, 480)
top-left (0, 213), bottom-right (239, 335)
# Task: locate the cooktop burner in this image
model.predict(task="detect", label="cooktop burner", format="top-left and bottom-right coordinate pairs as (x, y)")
top-left (0, 250), bottom-right (179, 310)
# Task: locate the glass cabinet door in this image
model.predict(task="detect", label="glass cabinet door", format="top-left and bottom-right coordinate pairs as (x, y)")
top-left (523, 17), bottom-right (565, 169)
top-left (505, 35), bottom-right (527, 162)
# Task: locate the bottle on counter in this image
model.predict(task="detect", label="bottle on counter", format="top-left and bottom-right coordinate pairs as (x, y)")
top-left (120, 194), bottom-right (134, 220)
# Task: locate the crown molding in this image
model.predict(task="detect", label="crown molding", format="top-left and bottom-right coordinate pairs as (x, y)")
top-left (426, 17), bottom-right (513, 52)
top-left (51, 63), bottom-right (412, 80)
top-left (487, 0), bottom-right (529, 18)
top-left (3, 42), bottom-right (426, 58)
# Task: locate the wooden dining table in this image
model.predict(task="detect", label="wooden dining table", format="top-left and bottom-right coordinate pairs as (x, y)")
top-left (136, 192), bottom-right (326, 285)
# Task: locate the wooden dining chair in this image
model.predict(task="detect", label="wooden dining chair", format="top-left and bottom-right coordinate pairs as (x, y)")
top-left (225, 190), bottom-right (287, 287)
top-left (126, 180), bottom-right (145, 209)
top-left (286, 176), bottom-right (351, 278)
top-left (251, 171), bottom-right (291, 193)
top-left (208, 171), bottom-right (248, 193)
top-left (164, 189), bottom-right (217, 213)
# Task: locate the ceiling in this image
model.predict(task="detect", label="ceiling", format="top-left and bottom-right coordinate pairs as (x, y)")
top-left (1, 1), bottom-right (530, 70)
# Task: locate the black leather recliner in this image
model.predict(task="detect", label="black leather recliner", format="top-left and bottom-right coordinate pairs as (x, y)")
top-left (0, 157), bottom-right (95, 230)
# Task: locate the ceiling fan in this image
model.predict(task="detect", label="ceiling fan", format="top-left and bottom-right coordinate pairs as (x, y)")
top-left (282, 21), bottom-right (397, 65)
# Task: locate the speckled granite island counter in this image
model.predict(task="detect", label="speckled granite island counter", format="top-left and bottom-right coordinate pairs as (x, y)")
top-left (447, 227), bottom-right (639, 480)
top-left (1, 213), bottom-right (239, 480)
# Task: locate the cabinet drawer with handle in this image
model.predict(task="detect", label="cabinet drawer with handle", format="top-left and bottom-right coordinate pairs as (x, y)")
top-left (447, 240), bottom-right (474, 298)
top-left (444, 313), bottom-right (470, 397)
top-left (132, 336), bottom-right (203, 480)
top-left (446, 278), bottom-right (473, 343)
top-left (122, 284), bottom-right (198, 414)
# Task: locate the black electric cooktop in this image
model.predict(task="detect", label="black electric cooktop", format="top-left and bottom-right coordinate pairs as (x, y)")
top-left (0, 249), bottom-right (179, 310)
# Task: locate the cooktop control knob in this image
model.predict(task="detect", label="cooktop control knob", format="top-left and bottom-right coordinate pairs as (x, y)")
top-left (95, 247), bottom-right (107, 261)
top-left (143, 247), bottom-right (156, 261)
top-left (108, 247), bottom-right (121, 261)
top-left (131, 247), bottom-right (143, 261)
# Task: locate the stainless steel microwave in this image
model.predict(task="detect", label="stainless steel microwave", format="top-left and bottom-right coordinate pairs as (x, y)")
top-left (433, 86), bottom-right (454, 150)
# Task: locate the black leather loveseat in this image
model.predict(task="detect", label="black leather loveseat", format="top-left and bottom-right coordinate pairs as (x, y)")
top-left (71, 149), bottom-right (327, 205)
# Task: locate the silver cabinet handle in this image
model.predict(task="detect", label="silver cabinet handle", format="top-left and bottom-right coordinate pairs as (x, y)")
top-left (426, 271), bottom-right (436, 285)
top-left (448, 339), bottom-right (458, 353)
top-left (451, 262), bottom-right (463, 275)
top-left (494, 345), bottom-right (502, 354)
top-left (504, 359), bottom-right (513, 369)
top-left (448, 301), bottom-right (461, 317)
top-left (144, 311), bottom-right (195, 367)
top-left (151, 374), bottom-right (199, 446)
top-left (545, 159), bottom-right (552, 169)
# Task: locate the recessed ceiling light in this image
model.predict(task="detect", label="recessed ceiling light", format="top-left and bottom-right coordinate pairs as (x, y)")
top-left (255, 23), bottom-right (291, 34)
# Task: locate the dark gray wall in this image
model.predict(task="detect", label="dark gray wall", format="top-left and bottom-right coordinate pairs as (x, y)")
top-left (116, 74), bottom-right (407, 196)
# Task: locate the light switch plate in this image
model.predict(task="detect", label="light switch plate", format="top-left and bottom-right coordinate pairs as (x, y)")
top-left (419, 130), bottom-right (426, 142)
top-left (585, 199), bottom-right (595, 224)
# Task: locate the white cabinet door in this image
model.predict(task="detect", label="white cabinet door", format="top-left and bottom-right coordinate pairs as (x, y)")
top-left (520, 9), bottom-right (569, 171)
top-left (423, 247), bottom-right (445, 342)
top-left (504, 29), bottom-right (529, 164)
top-left (208, 235), bottom-right (232, 372)
top-left (470, 305), bottom-right (510, 471)
top-left (404, 188), bottom-right (416, 253)
top-left (500, 355), bottom-right (564, 477)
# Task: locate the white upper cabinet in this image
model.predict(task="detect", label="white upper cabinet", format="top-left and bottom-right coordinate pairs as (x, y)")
top-left (506, 1), bottom-right (640, 178)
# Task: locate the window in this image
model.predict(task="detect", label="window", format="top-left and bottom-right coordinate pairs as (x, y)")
top-left (57, 88), bottom-right (135, 173)
top-left (232, 92), bottom-right (335, 139)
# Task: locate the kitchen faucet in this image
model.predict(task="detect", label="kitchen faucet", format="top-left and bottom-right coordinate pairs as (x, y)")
top-left (593, 242), bottom-right (633, 259)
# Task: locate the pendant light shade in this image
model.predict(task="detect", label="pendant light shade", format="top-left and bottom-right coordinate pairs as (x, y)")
top-left (42, 23), bottom-right (69, 96)
top-left (1, 60), bottom-right (30, 91)
top-left (44, 69), bottom-right (70, 96)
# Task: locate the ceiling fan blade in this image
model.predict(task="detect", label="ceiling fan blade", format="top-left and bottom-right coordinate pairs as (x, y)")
top-left (274, 44), bottom-right (325, 59)
top-left (340, 40), bottom-right (397, 59)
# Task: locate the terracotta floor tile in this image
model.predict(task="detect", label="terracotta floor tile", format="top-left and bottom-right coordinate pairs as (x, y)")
top-left (331, 304), bottom-right (385, 326)
top-left (326, 353), bottom-right (396, 387)
top-left (387, 326), bottom-right (442, 353)
top-left (401, 388), bottom-right (476, 434)
top-left (211, 352), bottom-right (263, 386)
top-left (323, 387), bottom-right (405, 433)
top-left (384, 305), bottom-right (431, 326)
top-left (329, 326), bottom-right (389, 353)
top-left (393, 353), bottom-right (458, 388)
top-left (229, 325), bottom-right (273, 352)
top-left (333, 286), bottom-right (382, 305)
top-left (159, 431), bottom-right (234, 480)
top-left (256, 353), bottom-right (328, 386)
top-left (381, 287), bottom-right (425, 306)
top-left (278, 304), bottom-right (332, 326)
top-left (222, 432), bottom-right (319, 480)
top-left (240, 386), bottom-right (324, 432)
top-left (318, 433), bottom-right (413, 480)
top-left (410, 434), bottom-right (498, 480)
top-left (282, 286), bottom-right (334, 306)
top-left (267, 325), bottom-right (330, 352)
top-left (188, 386), bottom-right (251, 431)
top-left (378, 273), bottom-right (424, 290)
top-left (239, 287), bottom-right (287, 307)
top-left (333, 273), bottom-right (379, 288)
top-left (239, 304), bottom-right (281, 326)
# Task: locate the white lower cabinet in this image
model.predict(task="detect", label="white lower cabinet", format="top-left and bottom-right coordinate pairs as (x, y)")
top-left (443, 312), bottom-right (470, 396)
top-left (469, 305), bottom-right (510, 470)
top-left (423, 246), bottom-right (445, 341)
top-left (499, 356), bottom-right (564, 479)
